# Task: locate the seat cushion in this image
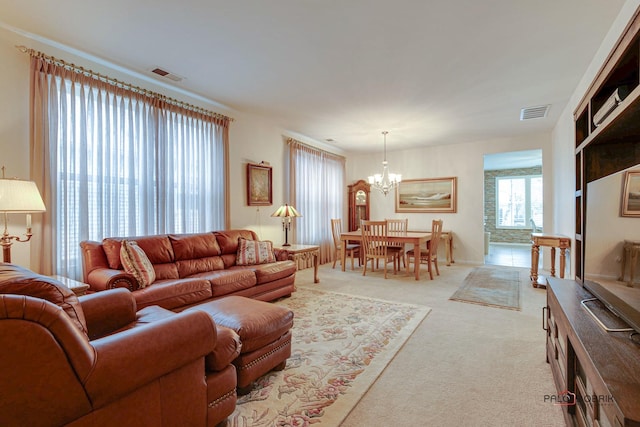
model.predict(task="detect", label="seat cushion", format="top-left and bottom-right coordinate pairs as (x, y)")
top-left (232, 261), bottom-right (296, 285)
top-left (188, 270), bottom-right (256, 297)
top-left (133, 278), bottom-right (212, 310)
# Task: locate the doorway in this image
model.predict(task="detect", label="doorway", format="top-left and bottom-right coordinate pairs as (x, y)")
top-left (483, 149), bottom-right (542, 268)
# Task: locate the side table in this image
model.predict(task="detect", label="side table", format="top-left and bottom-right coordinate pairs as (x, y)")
top-left (530, 233), bottom-right (571, 288)
top-left (277, 244), bottom-right (319, 283)
top-left (53, 275), bottom-right (90, 296)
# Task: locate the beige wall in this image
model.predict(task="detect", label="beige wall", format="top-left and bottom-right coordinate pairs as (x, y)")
top-left (3, 1), bottom-right (639, 271)
top-left (550, 0), bottom-right (640, 278)
top-left (347, 133), bottom-right (552, 264)
top-left (0, 25), bottom-right (349, 269)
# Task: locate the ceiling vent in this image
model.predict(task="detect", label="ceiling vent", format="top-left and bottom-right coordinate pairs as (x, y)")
top-left (150, 67), bottom-right (183, 82)
top-left (520, 105), bottom-right (550, 120)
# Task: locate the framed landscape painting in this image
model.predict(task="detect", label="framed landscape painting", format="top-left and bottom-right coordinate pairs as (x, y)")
top-left (621, 170), bottom-right (640, 217)
top-left (247, 163), bottom-right (272, 206)
top-left (395, 177), bottom-right (457, 213)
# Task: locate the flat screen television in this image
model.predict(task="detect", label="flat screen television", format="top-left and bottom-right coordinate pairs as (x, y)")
top-left (584, 166), bottom-right (640, 334)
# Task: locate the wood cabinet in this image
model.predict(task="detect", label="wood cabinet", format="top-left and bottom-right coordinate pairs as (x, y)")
top-left (544, 8), bottom-right (640, 427)
top-left (545, 279), bottom-right (640, 426)
top-left (574, 7), bottom-right (640, 283)
top-left (348, 180), bottom-right (370, 231)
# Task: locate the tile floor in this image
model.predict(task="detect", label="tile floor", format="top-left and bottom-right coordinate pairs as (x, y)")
top-left (484, 242), bottom-right (538, 268)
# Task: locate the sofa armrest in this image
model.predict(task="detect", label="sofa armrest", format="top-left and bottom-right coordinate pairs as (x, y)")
top-left (79, 288), bottom-right (137, 340)
top-left (84, 310), bottom-right (217, 408)
top-left (273, 248), bottom-right (290, 261)
top-left (86, 268), bottom-right (139, 292)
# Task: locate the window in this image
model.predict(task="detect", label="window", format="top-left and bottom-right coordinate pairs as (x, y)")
top-left (289, 140), bottom-right (345, 264)
top-left (30, 56), bottom-right (229, 278)
top-left (496, 175), bottom-right (543, 228)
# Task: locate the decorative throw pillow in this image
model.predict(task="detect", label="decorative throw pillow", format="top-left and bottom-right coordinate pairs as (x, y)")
top-left (236, 238), bottom-right (276, 266)
top-left (120, 240), bottom-right (156, 288)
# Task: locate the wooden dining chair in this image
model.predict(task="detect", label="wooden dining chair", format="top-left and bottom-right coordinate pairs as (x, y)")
top-left (331, 218), bottom-right (360, 270)
top-left (361, 220), bottom-right (399, 279)
top-left (386, 218), bottom-right (408, 270)
top-left (406, 219), bottom-right (444, 280)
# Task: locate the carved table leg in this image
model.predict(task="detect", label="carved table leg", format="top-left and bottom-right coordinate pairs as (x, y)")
top-left (531, 244), bottom-right (540, 287)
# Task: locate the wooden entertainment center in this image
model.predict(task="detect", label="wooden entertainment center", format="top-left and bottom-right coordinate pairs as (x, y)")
top-left (545, 7), bottom-right (640, 426)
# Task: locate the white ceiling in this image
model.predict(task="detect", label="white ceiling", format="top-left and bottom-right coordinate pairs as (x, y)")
top-left (0, 0), bottom-right (626, 152)
top-left (484, 149), bottom-right (542, 170)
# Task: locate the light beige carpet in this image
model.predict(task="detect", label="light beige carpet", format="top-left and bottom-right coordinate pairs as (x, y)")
top-left (287, 263), bottom-right (564, 426)
top-left (227, 287), bottom-right (431, 426)
top-left (449, 266), bottom-right (521, 311)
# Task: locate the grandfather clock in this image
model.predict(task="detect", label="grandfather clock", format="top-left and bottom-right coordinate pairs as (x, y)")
top-left (348, 180), bottom-right (370, 231)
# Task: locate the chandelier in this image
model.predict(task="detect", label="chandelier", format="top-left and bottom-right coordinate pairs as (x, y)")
top-left (368, 131), bottom-right (402, 196)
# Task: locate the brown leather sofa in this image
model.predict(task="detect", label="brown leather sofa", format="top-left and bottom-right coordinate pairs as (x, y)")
top-left (80, 229), bottom-right (297, 310)
top-left (0, 263), bottom-right (240, 427)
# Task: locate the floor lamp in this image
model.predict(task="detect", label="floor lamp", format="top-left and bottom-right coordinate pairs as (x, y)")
top-left (271, 204), bottom-right (302, 246)
top-left (0, 172), bottom-right (47, 263)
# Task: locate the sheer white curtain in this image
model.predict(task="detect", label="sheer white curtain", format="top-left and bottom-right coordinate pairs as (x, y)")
top-left (288, 140), bottom-right (345, 264)
top-left (29, 56), bottom-right (228, 278)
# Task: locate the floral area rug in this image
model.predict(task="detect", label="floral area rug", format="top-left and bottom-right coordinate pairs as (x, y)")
top-left (227, 287), bottom-right (431, 427)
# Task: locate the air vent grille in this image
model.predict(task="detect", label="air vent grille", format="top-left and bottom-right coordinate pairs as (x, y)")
top-left (151, 67), bottom-right (183, 82)
top-left (520, 105), bottom-right (550, 120)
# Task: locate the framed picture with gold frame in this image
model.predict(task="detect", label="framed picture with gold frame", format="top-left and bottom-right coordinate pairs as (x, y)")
top-left (247, 163), bottom-right (272, 206)
top-left (621, 170), bottom-right (640, 217)
top-left (395, 177), bottom-right (457, 213)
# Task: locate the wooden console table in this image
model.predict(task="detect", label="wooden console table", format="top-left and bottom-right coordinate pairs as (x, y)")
top-left (619, 239), bottom-right (640, 286)
top-left (277, 244), bottom-right (319, 283)
top-left (530, 233), bottom-right (570, 288)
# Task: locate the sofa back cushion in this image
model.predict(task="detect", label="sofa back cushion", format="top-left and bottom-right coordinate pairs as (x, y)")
top-left (0, 264), bottom-right (88, 336)
top-left (103, 235), bottom-right (179, 279)
top-left (214, 230), bottom-right (259, 268)
top-left (169, 233), bottom-right (225, 277)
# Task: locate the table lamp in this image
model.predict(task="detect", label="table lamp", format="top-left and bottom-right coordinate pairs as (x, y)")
top-left (271, 204), bottom-right (301, 246)
top-left (0, 171), bottom-right (47, 263)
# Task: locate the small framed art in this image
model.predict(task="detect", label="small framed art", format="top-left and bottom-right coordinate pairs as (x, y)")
top-left (247, 163), bottom-right (272, 206)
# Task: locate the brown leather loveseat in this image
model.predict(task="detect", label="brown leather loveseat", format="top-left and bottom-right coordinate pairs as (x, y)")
top-left (80, 229), bottom-right (296, 310)
top-left (0, 263), bottom-right (240, 427)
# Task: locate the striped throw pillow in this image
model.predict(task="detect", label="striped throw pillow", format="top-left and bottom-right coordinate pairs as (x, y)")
top-left (236, 238), bottom-right (276, 265)
top-left (120, 240), bottom-right (156, 288)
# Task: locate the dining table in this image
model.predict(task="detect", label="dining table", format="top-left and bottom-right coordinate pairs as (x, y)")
top-left (340, 230), bottom-right (432, 280)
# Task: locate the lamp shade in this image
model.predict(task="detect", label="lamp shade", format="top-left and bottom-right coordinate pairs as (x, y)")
top-left (270, 204), bottom-right (301, 218)
top-left (0, 179), bottom-right (46, 213)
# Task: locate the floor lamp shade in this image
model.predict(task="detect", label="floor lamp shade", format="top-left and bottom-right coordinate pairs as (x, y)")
top-left (0, 179), bottom-right (47, 213)
top-left (0, 178), bottom-right (47, 263)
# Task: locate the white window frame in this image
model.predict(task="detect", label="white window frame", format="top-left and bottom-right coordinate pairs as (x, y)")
top-left (495, 175), bottom-right (543, 229)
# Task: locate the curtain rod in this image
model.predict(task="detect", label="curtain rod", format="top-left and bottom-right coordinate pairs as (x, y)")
top-left (15, 45), bottom-right (234, 123)
top-left (286, 137), bottom-right (345, 161)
